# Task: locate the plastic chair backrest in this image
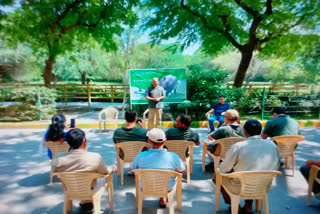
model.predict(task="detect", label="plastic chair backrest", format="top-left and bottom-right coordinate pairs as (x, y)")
top-left (43, 141), bottom-right (70, 158)
top-left (134, 169), bottom-right (181, 197)
top-left (270, 135), bottom-right (305, 156)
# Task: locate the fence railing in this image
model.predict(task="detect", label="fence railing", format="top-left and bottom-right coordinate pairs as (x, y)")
top-left (227, 83), bottom-right (320, 95)
top-left (1, 83), bottom-right (319, 103)
top-left (0, 83), bottom-right (130, 104)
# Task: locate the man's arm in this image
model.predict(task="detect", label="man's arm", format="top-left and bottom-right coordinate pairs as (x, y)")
top-left (261, 133), bottom-right (268, 139)
top-left (192, 131), bottom-right (201, 145)
top-left (261, 121), bottom-right (271, 139)
top-left (219, 144), bottom-right (239, 173)
top-left (208, 128), bottom-right (223, 141)
top-left (97, 156), bottom-right (117, 174)
top-left (174, 156), bottom-right (187, 173)
top-left (153, 87), bottom-right (166, 102)
top-left (306, 160), bottom-right (320, 167)
top-left (129, 154), bottom-right (141, 172)
top-left (137, 119), bottom-right (146, 128)
top-left (227, 103), bottom-right (231, 110)
top-left (153, 95), bottom-right (166, 102)
top-left (51, 158), bottom-right (58, 173)
top-left (205, 108), bottom-right (214, 119)
top-left (145, 87), bottom-right (155, 101)
top-left (145, 95), bottom-right (155, 101)
top-left (112, 131), bottom-right (118, 144)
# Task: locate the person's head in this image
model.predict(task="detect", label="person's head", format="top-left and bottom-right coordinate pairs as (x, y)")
top-left (125, 110), bottom-right (137, 123)
top-left (176, 114), bottom-right (192, 128)
top-left (147, 128), bottom-right (166, 148)
top-left (272, 107), bottom-right (286, 118)
top-left (222, 109), bottom-right (239, 124)
top-left (66, 128), bottom-right (86, 149)
top-left (243, 119), bottom-right (262, 137)
top-left (218, 96), bottom-right (226, 104)
top-left (47, 114), bottom-right (66, 141)
top-left (51, 114), bottom-right (66, 125)
top-left (152, 78), bottom-right (159, 88)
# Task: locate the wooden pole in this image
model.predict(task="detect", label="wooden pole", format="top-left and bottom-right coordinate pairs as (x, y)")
top-left (87, 84), bottom-right (91, 110)
top-left (261, 88), bottom-right (266, 120)
top-left (64, 85), bottom-right (67, 102)
top-left (111, 85), bottom-right (114, 103)
top-left (295, 85), bottom-right (300, 96)
top-left (121, 88), bottom-right (127, 119)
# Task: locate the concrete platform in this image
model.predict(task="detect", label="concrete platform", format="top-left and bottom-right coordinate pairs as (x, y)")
top-left (0, 128), bottom-right (319, 214)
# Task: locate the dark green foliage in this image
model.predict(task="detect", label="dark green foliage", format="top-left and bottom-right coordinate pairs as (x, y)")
top-left (1, 87), bottom-right (57, 121)
top-left (239, 92), bottom-right (282, 114)
top-left (143, 0), bottom-right (320, 87)
top-left (186, 64), bottom-right (229, 102)
top-left (3, 0), bottom-right (139, 86)
top-left (167, 63), bottom-right (232, 121)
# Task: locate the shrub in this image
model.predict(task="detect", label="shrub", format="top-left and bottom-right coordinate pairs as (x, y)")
top-left (168, 64), bottom-right (232, 121)
top-left (1, 87), bottom-right (57, 121)
top-left (239, 92), bottom-right (283, 114)
top-left (186, 64), bottom-right (229, 102)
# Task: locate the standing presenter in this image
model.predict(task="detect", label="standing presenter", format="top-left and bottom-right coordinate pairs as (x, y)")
top-left (145, 78), bottom-right (166, 129)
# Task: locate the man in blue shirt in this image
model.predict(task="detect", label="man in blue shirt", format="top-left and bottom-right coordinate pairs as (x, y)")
top-left (130, 128), bottom-right (186, 208)
top-left (205, 96), bottom-right (231, 133)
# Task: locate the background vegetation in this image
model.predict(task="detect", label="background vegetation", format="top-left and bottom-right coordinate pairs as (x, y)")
top-left (0, 1), bottom-right (320, 121)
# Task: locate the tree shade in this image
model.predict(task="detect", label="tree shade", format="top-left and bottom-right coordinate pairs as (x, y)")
top-left (2, 0), bottom-right (138, 87)
top-left (143, 0), bottom-right (320, 87)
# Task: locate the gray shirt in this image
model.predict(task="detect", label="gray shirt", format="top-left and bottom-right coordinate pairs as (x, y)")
top-left (145, 85), bottom-right (165, 108)
top-left (209, 124), bottom-right (245, 140)
top-left (220, 135), bottom-right (280, 173)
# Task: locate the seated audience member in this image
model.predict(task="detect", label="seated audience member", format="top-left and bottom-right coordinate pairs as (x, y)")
top-left (261, 107), bottom-right (299, 139)
top-left (52, 128), bottom-right (117, 213)
top-left (165, 114), bottom-right (200, 145)
top-left (113, 110), bottom-right (148, 159)
top-left (205, 109), bottom-right (245, 171)
top-left (300, 160), bottom-right (320, 200)
top-left (205, 95), bottom-right (231, 133)
top-left (40, 114), bottom-right (68, 159)
top-left (214, 119), bottom-right (280, 214)
top-left (130, 128), bottom-right (186, 208)
top-left (113, 110), bottom-right (147, 143)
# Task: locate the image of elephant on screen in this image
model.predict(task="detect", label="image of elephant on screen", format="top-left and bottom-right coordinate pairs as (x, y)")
top-left (159, 75), bottom-right (180, 97)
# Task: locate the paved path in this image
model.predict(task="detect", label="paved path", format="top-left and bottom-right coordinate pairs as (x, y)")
top-left (0, 128), bottom-right (319, 214)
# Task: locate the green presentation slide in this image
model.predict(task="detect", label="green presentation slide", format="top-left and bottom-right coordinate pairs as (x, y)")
top-left (129, 68), bottom-right (187, 104)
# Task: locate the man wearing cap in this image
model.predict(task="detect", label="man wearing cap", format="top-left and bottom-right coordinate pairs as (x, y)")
top-left (206, 96), bottom-right (231, 133)
top-left (52, 128), bottom-right (117, 213)
top-left (145, 78), bottom-right (166, 129)
top-left (205, 109), bottom-right (245, 172)
top-left (165, 114), bottom-right (200, 146)
top-left (261, 107), bottom-right (299, 139)
top-left (130, 128), bottom-right (186, 208)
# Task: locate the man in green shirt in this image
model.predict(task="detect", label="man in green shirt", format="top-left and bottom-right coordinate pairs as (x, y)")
top-left (145, 78), bottom-right (166, 129)
top-left (261, 107), bottom-right (299, 139)
top-left (113, 110), bottom-right (148, 159)
top-left (165, 114), bottom-right (200, 146)
top-left (205, 109), bottom-right (245, 171)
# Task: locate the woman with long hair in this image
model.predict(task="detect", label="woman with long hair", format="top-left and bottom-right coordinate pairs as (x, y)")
top-left (40, 114), bottom-right (68, 159)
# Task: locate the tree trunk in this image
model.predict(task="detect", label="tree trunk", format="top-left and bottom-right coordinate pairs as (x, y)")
top-left (44, 55), bottom-right (54, 88)
top-left (81, 71), bottom-right (87, 85)
top-left (233, 49), bottom-right (253, 88)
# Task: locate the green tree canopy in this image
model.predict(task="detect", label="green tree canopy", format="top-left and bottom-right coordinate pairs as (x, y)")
top-left (2, 0), bottom-right (138, 87)
top-left (143, 0), bottom-right (320, 87)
